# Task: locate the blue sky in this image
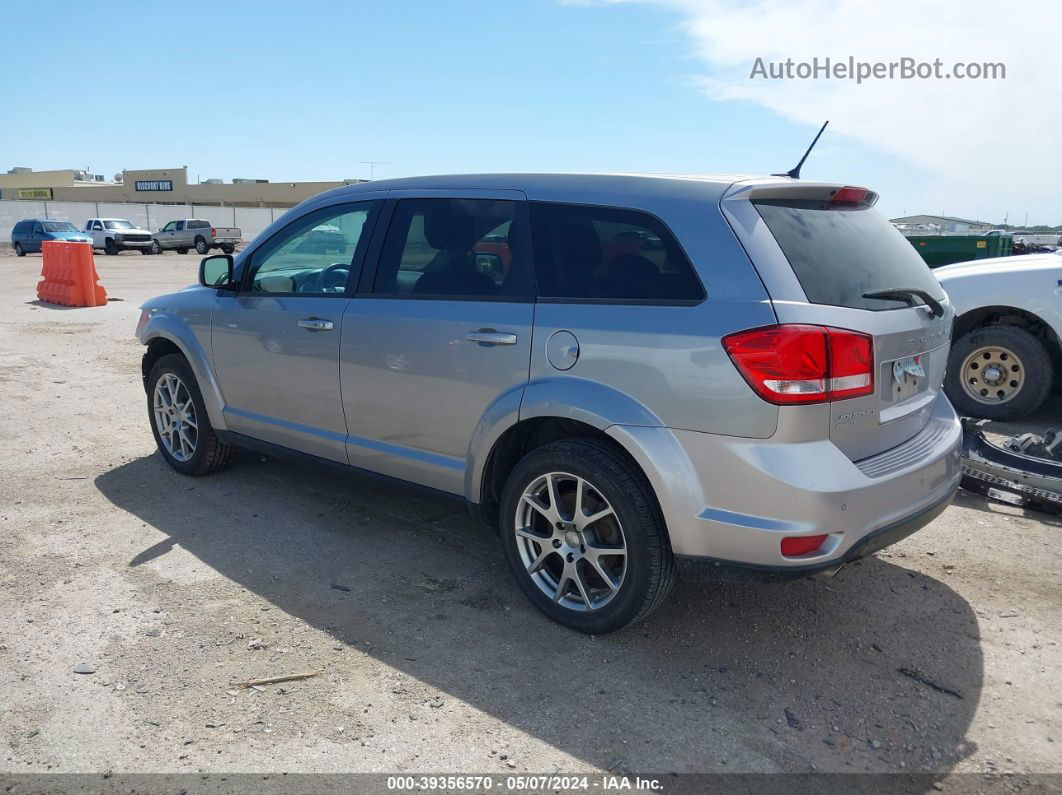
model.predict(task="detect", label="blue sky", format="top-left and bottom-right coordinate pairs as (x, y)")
top-left (3, 0), bottom-right (1056, 223)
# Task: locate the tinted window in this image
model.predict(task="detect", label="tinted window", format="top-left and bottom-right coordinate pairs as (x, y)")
top-left (175, 222), bottom-right (184, 231)
top-left (42, 222), bottom-right (78, 232)
top-left (373, 199), bottom-right (531, 299)
top-left (91, 221), bottom-right (103, 230)
top-left (13, 222), bottom-right (28, 234)
top-left (249, 202), bottom-right (377, 295)
top-left (529, 202), bottom-right (704, 302)
top-left (753, 200), bottom-right (946, 311)
top-left (31, 223), bottom-right (43, 234)
top-left (190, 220), bottom-right (208, 229)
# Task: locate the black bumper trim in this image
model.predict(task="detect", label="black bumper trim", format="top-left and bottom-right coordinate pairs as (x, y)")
top-left (674, 487), bottom-right (956, 584)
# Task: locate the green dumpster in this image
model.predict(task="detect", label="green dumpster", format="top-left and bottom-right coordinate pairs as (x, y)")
top-left (905, 235), bottom-right (1013, 267)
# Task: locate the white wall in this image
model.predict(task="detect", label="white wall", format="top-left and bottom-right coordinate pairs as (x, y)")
top-left (1, 200), bottom-right (285, 243)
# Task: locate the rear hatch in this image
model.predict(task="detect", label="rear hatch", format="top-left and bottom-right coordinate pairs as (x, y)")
top-left (721, 180), bottom-right (953, 461)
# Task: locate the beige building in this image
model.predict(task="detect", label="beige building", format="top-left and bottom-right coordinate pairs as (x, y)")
top-left (0, 166), bottom-right (364, 208)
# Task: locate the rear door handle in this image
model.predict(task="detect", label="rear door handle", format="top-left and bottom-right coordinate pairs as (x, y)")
top-left (298, 317), bottom-right (334, 331)
top-left (467, 329), bottom-right (518, 346)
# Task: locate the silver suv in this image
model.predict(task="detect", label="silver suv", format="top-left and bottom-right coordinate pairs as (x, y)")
top-left (137, 174), bottom-right (962, 633)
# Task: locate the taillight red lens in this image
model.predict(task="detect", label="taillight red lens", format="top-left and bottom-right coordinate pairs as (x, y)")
top-left (829, 186), bottom-right (869, 205)
top-left (827, 329), bottom-right (874, 399)
top-left (781, 534), bottom-right (828, 557)
top-left (210, 227), bottom-right (217, 237)
top-left (723, 325), bottom-right (874, 405)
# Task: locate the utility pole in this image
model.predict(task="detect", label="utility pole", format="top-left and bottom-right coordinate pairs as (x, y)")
top-left (359, 161), bottom-right (387, 180)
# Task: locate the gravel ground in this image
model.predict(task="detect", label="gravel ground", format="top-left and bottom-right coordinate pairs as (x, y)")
top-left (0, 249), bottom-right (1060, 782)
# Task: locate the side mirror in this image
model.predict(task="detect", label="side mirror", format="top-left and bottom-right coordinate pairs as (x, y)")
top-left (199, 254), bottom-right (236, 290)
top-left (474, 252), bottom-right (505, 279)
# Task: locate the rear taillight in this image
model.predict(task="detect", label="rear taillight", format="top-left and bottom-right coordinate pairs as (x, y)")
top-left (210, 227), bottom-right (216, 237)
top-left (722, 325), bottom-right (874, 405)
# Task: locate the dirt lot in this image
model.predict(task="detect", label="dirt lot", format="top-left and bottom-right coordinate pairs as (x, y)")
top-left (1, 249), bottom-right (1060, 783)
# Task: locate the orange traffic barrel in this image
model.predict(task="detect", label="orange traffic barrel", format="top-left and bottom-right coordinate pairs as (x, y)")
top-left (37, 241), bottom-right (107, 307)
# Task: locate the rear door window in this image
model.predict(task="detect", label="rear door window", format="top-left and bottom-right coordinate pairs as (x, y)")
top-left (529, 202), bottom-right (704, 302)
top-left (753, 200), bottom-right (945, 311)
top-left (372, 198), bottom-right (533, 300)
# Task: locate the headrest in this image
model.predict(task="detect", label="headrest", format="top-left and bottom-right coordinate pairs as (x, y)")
top-left (559, 222), bottom-right (601, 268)
top-left (424, 206), bottom-right (476, 250)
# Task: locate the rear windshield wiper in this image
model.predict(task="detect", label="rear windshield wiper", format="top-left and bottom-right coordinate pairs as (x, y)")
top-left (862, 288), bottom-right (944, 318)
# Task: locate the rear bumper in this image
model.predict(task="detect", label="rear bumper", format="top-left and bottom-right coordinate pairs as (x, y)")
top-left (675, 487), bottom-right (954, 582)
top-left (608, 391), bottom-right (962, 574)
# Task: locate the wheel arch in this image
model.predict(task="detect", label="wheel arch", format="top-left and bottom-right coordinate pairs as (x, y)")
top-left (467, 378), bottom-right (693, 536)
top-left (954, 305), bottom-right (1061, 379)
top-left (140, 325), bottom-right (227, 431)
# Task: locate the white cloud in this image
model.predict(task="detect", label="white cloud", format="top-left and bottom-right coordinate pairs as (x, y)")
top-left (610, 0), bottom-right (1062, 223)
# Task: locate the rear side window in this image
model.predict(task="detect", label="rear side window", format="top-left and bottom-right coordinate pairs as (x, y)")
top-left (190, 220), bottom-right (209, 229)
top-left (753, 200), bottom-right (945, 311)
top-left (529, 202), bottom-right (704, 302)
top-left (13, 221), bottom-right (28, 234)
top-left (373, 198), bottom-right (533, 299)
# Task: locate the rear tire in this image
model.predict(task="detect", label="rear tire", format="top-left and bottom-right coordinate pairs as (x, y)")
top-left (945, 325), bottom-right (1052, 420)
top-left (194, 236), bottom-right (209, 255)
top-left (221, 245), bottom-right (236, 255)
top-left (147, 354), bottom-right (236, 476)
top-left (14, 242), bottom-right (25, 257)
top-left (499, 438), bottom-right (676, 634)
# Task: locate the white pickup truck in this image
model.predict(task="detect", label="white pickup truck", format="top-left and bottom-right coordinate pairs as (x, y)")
top-left (937, 253), bottom-right (1062, 419)
top-left (150, 219), bottom-right (241, 255)
top-left (84, 218), bottom-right (155, 255)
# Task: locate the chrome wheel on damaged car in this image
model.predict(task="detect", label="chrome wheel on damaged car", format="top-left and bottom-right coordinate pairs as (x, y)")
top-left (500, 438), bottom-right (675, 634)
top-left (515, 472), bottom-right (627, 611)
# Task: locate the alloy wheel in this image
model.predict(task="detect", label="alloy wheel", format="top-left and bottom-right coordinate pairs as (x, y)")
top-left (153, 373), bottom-right (198, 462)
top-left (514, 472), bottom-right (627, 611)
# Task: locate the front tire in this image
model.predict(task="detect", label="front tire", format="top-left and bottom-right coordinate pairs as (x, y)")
top-left (945, 325), bottom-right (1053, 420)
top-left (499, 438), bottom-right (676, 634)
top-left (14, 242), bottom-right (25, 257)
top-left (139, 247), bottom-right (151, 255)
top-left (147, 354), bottom-right (236, 476)
top-left (104, 238), bottom-right (119, 255)
top-left (194, 236), bottom-right (209, 255)
top-left (150, 240), bottom-right (162, 255)
top-left (177, 247), bottom-right (189, 255)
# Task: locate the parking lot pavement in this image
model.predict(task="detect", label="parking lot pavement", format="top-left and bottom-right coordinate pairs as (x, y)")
top-left (0, 250), bottom-right (1059, 779)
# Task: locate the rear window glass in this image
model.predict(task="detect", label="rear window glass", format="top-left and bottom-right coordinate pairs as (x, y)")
top-left (753, 200), bottom-right (945, 311)
top-left (529, 202), bottom-right (704, 302)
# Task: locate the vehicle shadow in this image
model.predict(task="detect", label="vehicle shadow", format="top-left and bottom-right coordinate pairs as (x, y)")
top-left (96, 452), bottom-right (982, 773)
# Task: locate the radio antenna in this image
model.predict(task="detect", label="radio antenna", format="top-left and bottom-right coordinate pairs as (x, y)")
top-left (772, 120), bottom-right (829, 179)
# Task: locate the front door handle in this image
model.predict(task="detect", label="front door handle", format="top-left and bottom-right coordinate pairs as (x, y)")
top-left (467, 329), bottom-right (518, 346)
top-left (298, 317), bottom-right (334, 331)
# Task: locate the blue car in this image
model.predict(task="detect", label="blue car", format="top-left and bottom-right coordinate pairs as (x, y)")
top-left (11, 218), bottom-right (93, 256)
